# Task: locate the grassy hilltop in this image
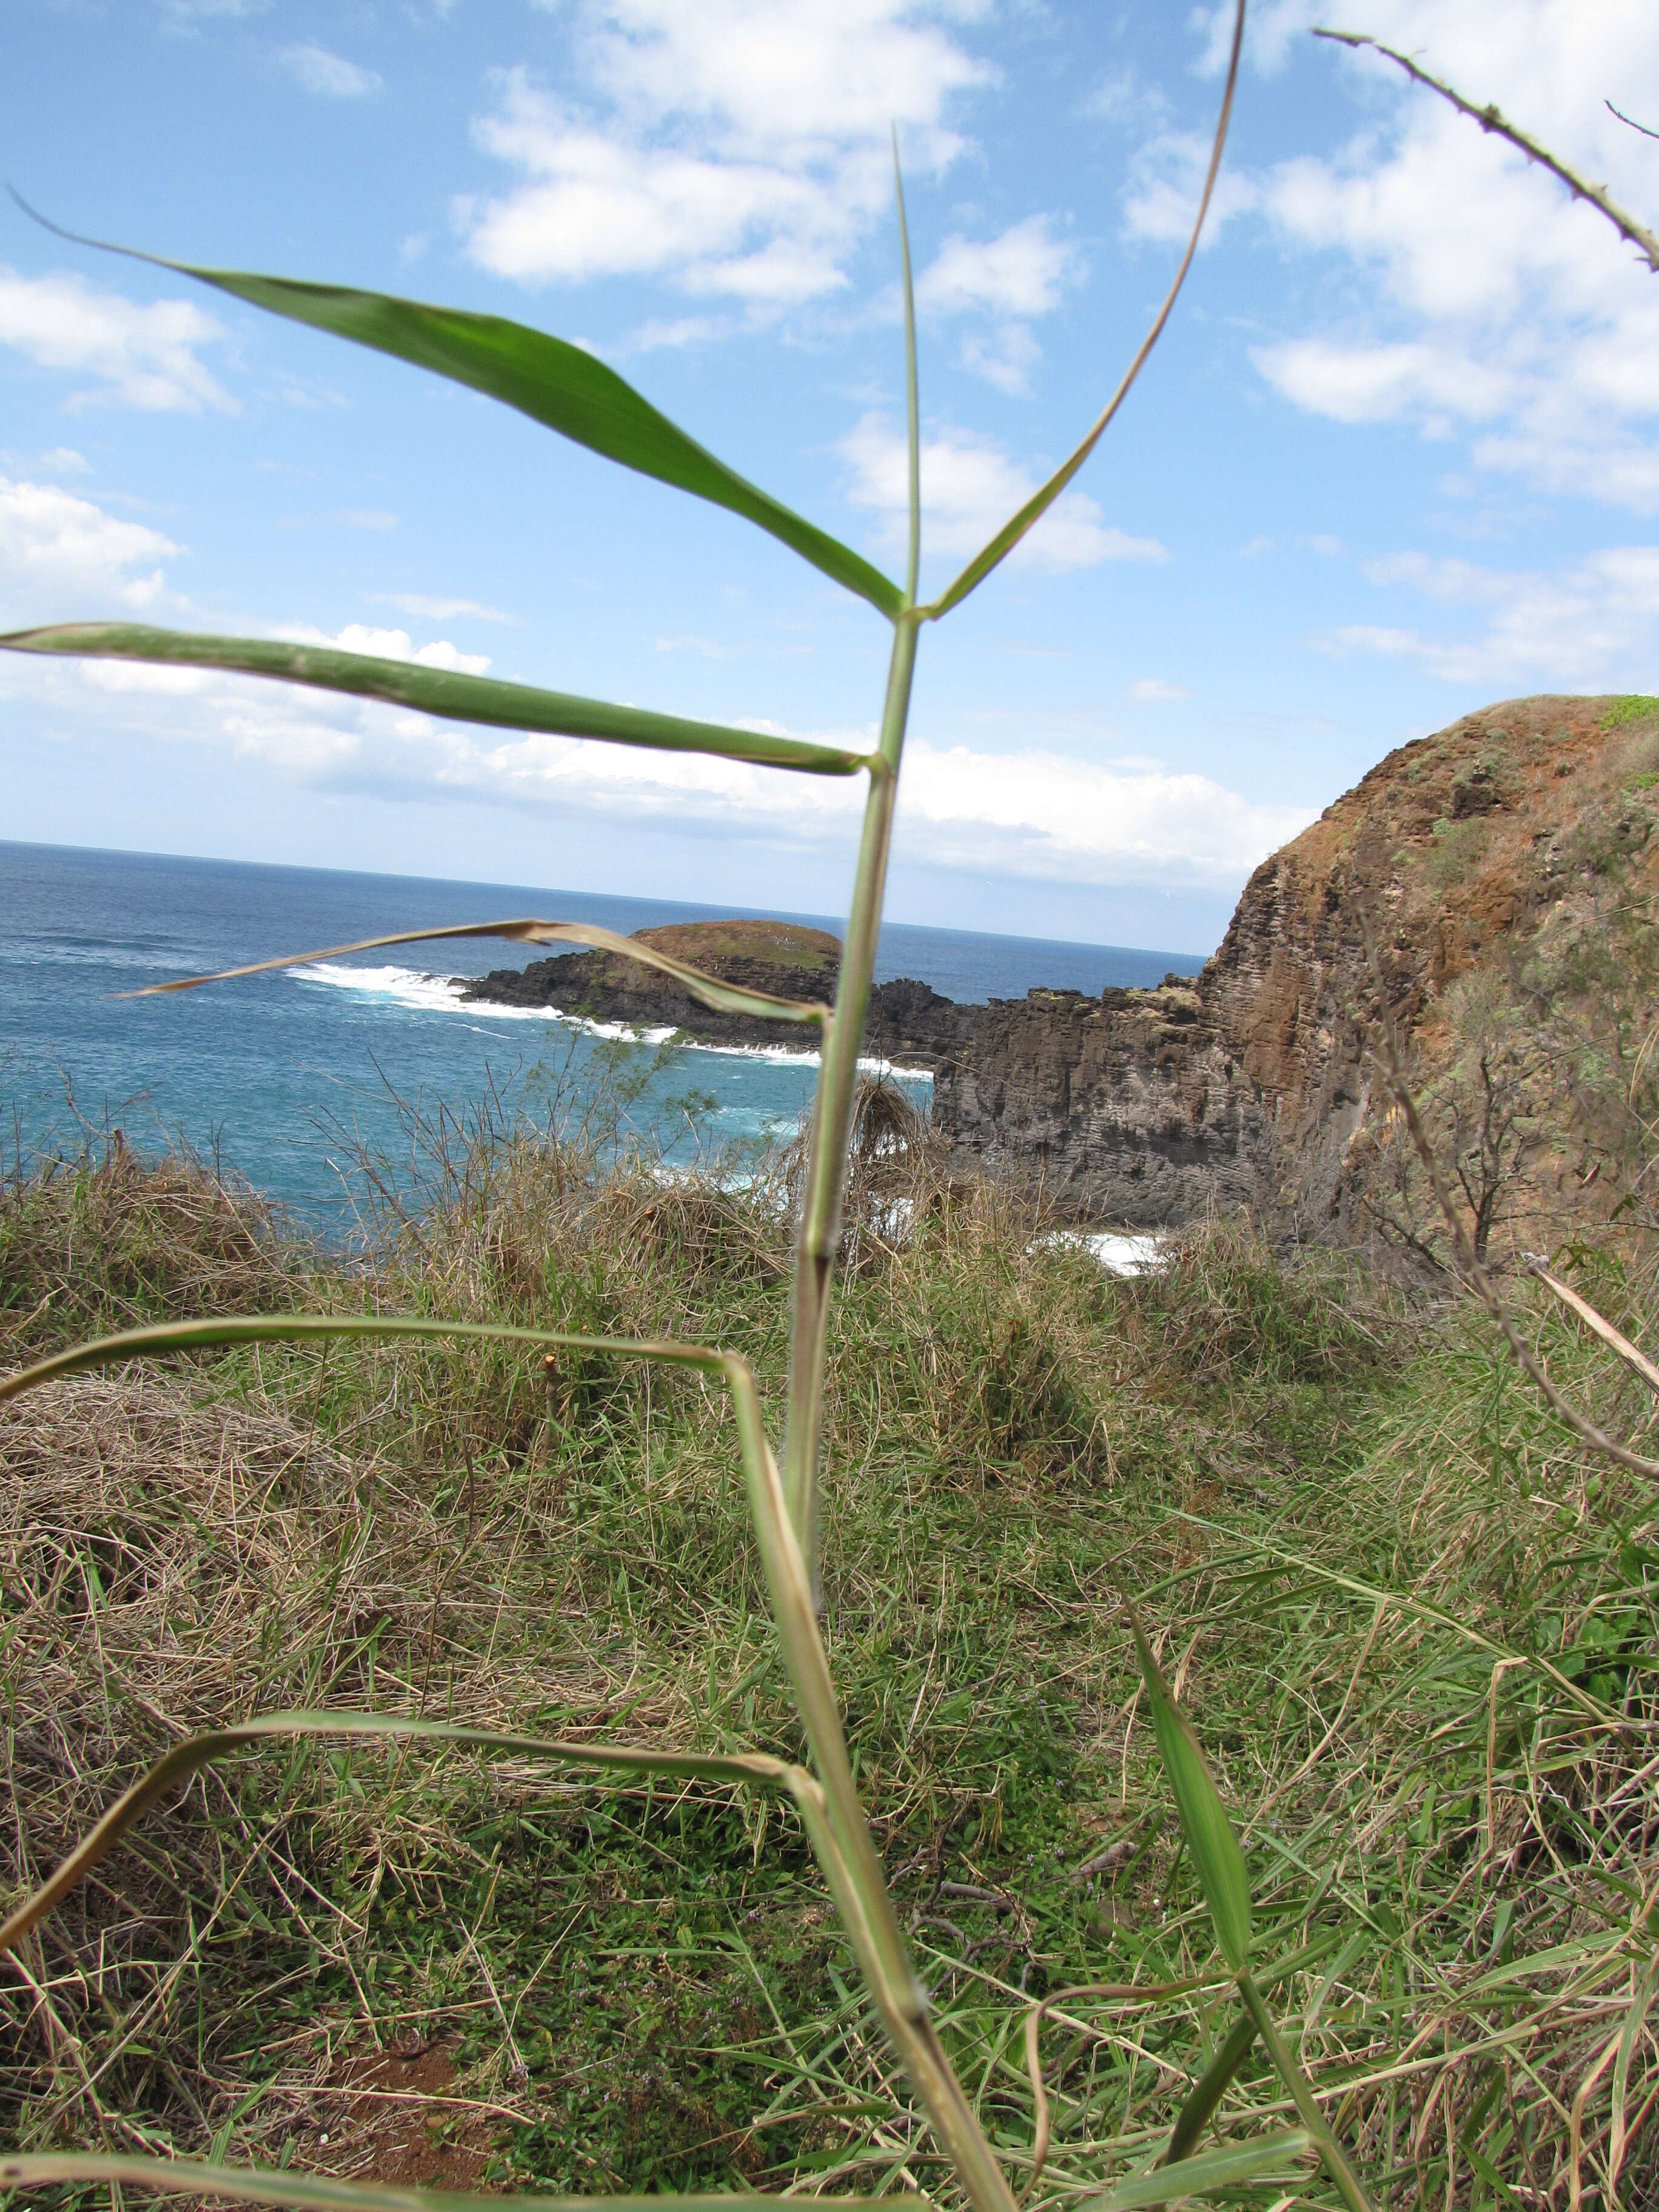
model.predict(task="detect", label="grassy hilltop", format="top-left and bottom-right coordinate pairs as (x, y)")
top-left (4, 1116), bottom-right (1656, 2205)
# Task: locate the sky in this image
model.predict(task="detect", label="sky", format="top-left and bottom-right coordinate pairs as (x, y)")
top-left (2, 0), bottom-right (1657, 956)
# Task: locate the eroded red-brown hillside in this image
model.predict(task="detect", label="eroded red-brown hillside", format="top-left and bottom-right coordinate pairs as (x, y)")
top-left (936, 693), bottom-right (1659, 1254)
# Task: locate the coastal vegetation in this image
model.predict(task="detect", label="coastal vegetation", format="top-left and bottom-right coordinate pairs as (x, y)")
top-left (2, 1110), bottom-right (1657, 2205)
top-left (5, 7), bottom-right (1659, 2210)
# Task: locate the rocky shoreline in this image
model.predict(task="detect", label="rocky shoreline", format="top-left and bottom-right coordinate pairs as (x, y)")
top-left (458, 919), bottom-right (980, 1069)
top-left (458, 693), bottom-right (1658, 1250)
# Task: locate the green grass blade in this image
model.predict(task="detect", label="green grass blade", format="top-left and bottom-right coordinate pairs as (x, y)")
top-left (0, 1312), bottom-right (728, 1407)
top-left (5, 199), bottom-right (902, 619)
top-left (1161, 2013), bottom-right (1258, 2166)
top-left (0, 623), bottom-right (873, 777)
top-left (1124, 1599), bottom-right (1252, 1971)
top-left (919, 0), bottom-right (1244, 622)
top-left (115, 917), bottom-right (827, 1028)
top-left (1084, 2130), bottom-right (1312, 2209)
top-left (0, 2154), bottom-right (911, 2212)
top-left (0, 1711), bottom-right (806, 1958)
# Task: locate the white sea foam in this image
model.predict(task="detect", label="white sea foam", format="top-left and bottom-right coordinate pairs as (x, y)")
top-left (1050, 1228), bottom-right (1165, 1277)
top-left (287, 961), bottom-right (933, 1082)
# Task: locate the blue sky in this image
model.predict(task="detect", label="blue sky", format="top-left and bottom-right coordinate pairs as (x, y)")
top-left (2, 0), bottom-right (1656, 955)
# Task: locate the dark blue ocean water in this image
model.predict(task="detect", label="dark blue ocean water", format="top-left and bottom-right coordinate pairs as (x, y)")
top-left (1, 840), bottom-right (1201, 1224)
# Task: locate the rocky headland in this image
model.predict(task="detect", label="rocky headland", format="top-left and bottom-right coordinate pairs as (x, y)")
top-left (460, 918), bottom-right (974, 1067)
top-left (463, 693), bottom-right (1659, 1255)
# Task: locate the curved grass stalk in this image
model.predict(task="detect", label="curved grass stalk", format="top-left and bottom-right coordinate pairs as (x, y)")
top-left (0, 2155), bottom-right (911, 2212)
top-left (0, 1711), bottom-right (809, 1960)
top-left (112, 916), bottom-right (828, 1030)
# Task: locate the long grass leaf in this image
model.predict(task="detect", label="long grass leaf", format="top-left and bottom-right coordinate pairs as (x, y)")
top-left (0, 1711), bottom-right (808, 1957)
top-left (1084, 2130), bottom-right (1312, 2208)
top-left (920, 0), bottom-right (1245, 621)
top-left (1123, 1599), bottom-right (1252, 1971)
top-left (0, 1312), bottom-right (728, 1406)
top-left (0, 623), bottom-right (873, 777)
top-left (116, 917), bottom-right (827, 1028)
top-left (4, 198), bottom-right (902, 618)
top-left (0, 2153), bottom-right (910, 2212)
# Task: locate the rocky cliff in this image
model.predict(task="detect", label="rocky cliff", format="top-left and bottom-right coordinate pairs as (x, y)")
top-left (934, 692), bottom-right (1659, 1248)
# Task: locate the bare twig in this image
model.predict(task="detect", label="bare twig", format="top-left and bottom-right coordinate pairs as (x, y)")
top-left (1315, 28), bottom-right (1659, 273)
top-left (1372, 1033), bottom-right (1659, 1483)
top-left (1607, 101), bottom-right (1659, 146)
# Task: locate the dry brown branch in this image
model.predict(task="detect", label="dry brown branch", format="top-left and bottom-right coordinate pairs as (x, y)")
top-left (1372, 1033), bottom-right (1659, 1484)
top-left (1315, 28), bottom-right (1659, 272)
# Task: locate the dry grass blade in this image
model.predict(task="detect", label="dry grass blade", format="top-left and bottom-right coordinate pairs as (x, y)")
top-left (0, 1311), bottom-right (728, 1406)
top-left (1019, 1979), bottom-right (1213, 2201)
top-left (0, 1710), bottom-right (805, 1958)
top-left (115, 916), bottom-right (828, 1028)
top-left (1313, 27), bottom-right (1659, 271)
top-left (1531, 1261), bottom-right (1659, 1399)
top-left (0, 2153), bottom-right (912, 2212)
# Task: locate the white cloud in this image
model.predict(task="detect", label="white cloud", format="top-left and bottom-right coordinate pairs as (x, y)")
top-left (957, 324), bottom-right (1041, 398)
top-left (1127, 677), bottom-right (1190, 702)
top-left (915, 215), bottom-right (1080, 393)
top-left (460, 1), bottom-right (991, 310)
top-left (374, 593), bottom-right (514, 625)
top-left (280, 43), bottom-right (382, 98)
top-left (0, 266), bottom-right (236, 414)
top-left (1321, 541), bottom-right (1659, 686)
top-left (0, 474), bottom-right (180, 620)
top-left (1198, 2), bottom-right (1659, 511)
top-left (280, 623), bottom-right (494, 677)
top-left (917, 217), bottom-right (1076, 320)
top-left (24, 447), bottom-right (91, 477)
top-left (895, 741), bottom-right (1310, 885)
top-left (839, 414), bottom-right (1168, 574)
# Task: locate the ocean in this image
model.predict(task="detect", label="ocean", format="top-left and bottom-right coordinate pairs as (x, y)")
top-left (1, 840), bottom-right (1202, 1227)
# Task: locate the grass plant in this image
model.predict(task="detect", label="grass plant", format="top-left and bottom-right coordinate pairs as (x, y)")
top-left (5, 6), bottom-right (1659, 2207)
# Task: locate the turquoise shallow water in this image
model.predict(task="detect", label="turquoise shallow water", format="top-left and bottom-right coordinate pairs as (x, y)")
top-left (1, 840), bottom-right (1201, 1227)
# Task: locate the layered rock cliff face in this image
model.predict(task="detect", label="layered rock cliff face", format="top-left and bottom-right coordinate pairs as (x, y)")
top-left (934, 693), bottom-right (1659, 1239)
